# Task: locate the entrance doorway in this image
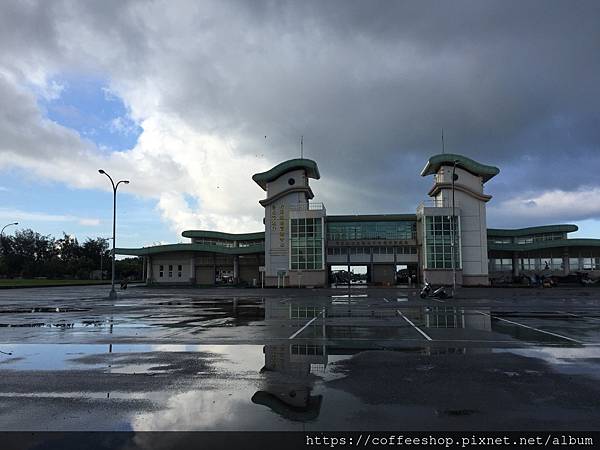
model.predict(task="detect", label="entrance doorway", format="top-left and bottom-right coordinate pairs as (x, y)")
top-left (396, 263), bottom-right (419, 286)
top-left (216, 268), bottom-right (234, 285)
top-left (396, 264), bottom-right (409, 284)
top-left (329, 265), bottom-right (368, 287)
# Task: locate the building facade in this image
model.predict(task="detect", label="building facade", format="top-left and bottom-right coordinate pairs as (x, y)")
top-left (117, 154), bottom-right (600, 287)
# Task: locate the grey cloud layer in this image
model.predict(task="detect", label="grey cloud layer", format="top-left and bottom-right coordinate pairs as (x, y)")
top-left (1, 0), bottom-right (600, 228)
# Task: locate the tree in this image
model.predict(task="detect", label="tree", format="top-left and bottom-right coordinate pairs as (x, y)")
top-left (0, 228), bottom-right (136, 280)
top-left (4, 229), bottom-right (56, 278)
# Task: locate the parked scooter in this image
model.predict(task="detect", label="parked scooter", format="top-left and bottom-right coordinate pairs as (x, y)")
top-left (420, 281), bottom-right (451, 299)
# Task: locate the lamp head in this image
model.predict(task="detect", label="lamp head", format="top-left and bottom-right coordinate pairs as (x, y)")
top-left (13, 222), bottom-right (18, 226)
top-left (98, 169), bottom-right (105, 174)
top-left (123, 180), bottom-right (130, 184)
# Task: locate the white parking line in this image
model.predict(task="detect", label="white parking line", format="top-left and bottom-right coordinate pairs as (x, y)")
top-left (397, 310), bottom-right (432, 341)
top-left (476, 310), bottom-right (584, 344)
top-left (383, 298), bottom-right (389, 303)
top-left (288, 312), bottom-right (323, 339)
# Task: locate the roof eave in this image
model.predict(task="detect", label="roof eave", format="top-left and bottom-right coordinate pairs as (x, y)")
top-left (421, 153), bottom-right (500, 183)
top-left (252, 159), bottom-right (320, 190)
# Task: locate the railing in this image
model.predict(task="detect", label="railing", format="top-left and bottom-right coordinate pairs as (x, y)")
top-left (289, 202), bottom-right (326, 212)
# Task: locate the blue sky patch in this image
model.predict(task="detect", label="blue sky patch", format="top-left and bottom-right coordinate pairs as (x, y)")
top-left (37, 74), bottom-right (142, 151)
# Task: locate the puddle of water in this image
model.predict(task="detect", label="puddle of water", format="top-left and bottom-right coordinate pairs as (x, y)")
top-left (497, 347), bottom-right (600, 380)
top-left (2, 341), bottom-right (600, 430)
top-left (0, 307), bottom-right (91, 314)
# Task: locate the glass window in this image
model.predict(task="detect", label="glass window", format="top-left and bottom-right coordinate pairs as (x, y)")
top-left (569, 258), bottom-right (580, 271)
top-left (423, 216), bottom-right (461, 269)
top-left (520, 258), bottom-right (536, 271)
top-left (491, 258), bottom-right (512, 272)
top-left (290, 218), bottom-right (323, 270)
top-left (516, 237), bottom-right (533, 245)
top-left (194, 238), bottom-right (238, 248)
top-left (326, 220), bottom-right (417, 241)
top-left (159, 264), bottom-right (164, 278)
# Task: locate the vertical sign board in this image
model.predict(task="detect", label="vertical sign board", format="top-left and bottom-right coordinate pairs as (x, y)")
top-left (269, 202), bottom-right (288, 256)
top-left (279, 203), bottom-right (285, 248)
top-left (270, 204), bottom-right (277, 236)
top-left (266, 200), bottom-right (290, 278)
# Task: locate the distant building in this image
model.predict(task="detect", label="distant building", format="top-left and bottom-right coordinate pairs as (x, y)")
top-left (116, 154), bottom-right (600, 287)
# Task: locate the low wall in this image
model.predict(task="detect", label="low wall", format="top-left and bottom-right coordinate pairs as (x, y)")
top-left (423, 269), bottom-right (463, 286)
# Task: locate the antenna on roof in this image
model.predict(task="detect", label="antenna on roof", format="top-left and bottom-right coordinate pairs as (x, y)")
top-left (441, 128), bottom-right (445, 154)
top-left (300, 135), bottom-right (304, 159)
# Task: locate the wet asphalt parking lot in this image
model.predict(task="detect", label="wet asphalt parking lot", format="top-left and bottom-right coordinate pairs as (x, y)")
top-left (1, 284), bottom-right (600, 431)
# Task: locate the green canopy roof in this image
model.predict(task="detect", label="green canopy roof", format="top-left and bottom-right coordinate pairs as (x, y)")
top-left (182, 230), bottom-right (264, 240)
top-left (421, 153), bottom-right (500, 183)
top-left (115, 242), bottom-right (264, 256)
top-left (487, 224), bottom-right (578, 237)
top-left (252, 159), bottom-right (320, 190)
top-left (488, 238), bottom-right (600, 252)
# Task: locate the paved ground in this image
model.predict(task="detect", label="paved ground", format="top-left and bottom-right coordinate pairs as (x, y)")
top-left (1, 284), bottom-right (600, 430)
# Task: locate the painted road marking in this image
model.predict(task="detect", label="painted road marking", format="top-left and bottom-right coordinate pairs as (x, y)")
top-left (397, 310), bottom-right (432, 341)
top-left (476, 310), bottom-right (584, 344)
top-left (288, 311), bottom-right (323, 340)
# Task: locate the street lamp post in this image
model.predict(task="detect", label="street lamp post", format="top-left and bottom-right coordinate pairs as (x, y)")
top-left (98, 170), bottom-right (129, 299)
top-left (1, 222), bottom-right (18, 241)
top-left (1, 223), bottom-right (18, 279)
top-left (451, 161), bottom-right (458, 298)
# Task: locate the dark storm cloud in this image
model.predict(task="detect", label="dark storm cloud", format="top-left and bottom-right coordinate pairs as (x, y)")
top-left (155, 1), bottom-right (600, 183)
top-left (1, 0), bottom-right (600, 226)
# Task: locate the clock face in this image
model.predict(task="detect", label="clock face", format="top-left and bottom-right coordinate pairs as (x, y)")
top-left (288, 178), bottom-right (296, 186)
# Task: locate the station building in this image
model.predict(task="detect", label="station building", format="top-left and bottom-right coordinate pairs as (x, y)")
top-left (116, 154), bottom-right (600, 287)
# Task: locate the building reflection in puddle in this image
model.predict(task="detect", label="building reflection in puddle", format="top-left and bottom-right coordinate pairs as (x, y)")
top-left (254, 300), bottom-right (496, 422)
top-left (252, 343), bottom-right (325, 421)
top-left (264, 297), bottom-right (492, 335)
top-left (422, 306), bottom-right (491, 331)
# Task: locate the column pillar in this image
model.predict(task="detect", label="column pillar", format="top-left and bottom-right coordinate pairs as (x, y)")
top-left (512, 252), bottom-right (519, 278)
top-left (347, 249), bottom-right (351, 288)
top-left (562, 249), bottom-right (570, 275)
top-left (233, 255), bottom-right (240, 284)
top-left (146, 256), bottom-right (152, 284)
top-left (213, 253), bottom-right (217, 285)
top-left (369, 247), bottom-right (374, 285)
top-left (190, 256), bottom-right (196, 284)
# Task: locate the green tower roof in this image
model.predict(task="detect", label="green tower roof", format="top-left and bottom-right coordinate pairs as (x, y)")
top-left (252, 158), bottom-right (320, 190)
top-left (421, 153), bottom-right (500, 183)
